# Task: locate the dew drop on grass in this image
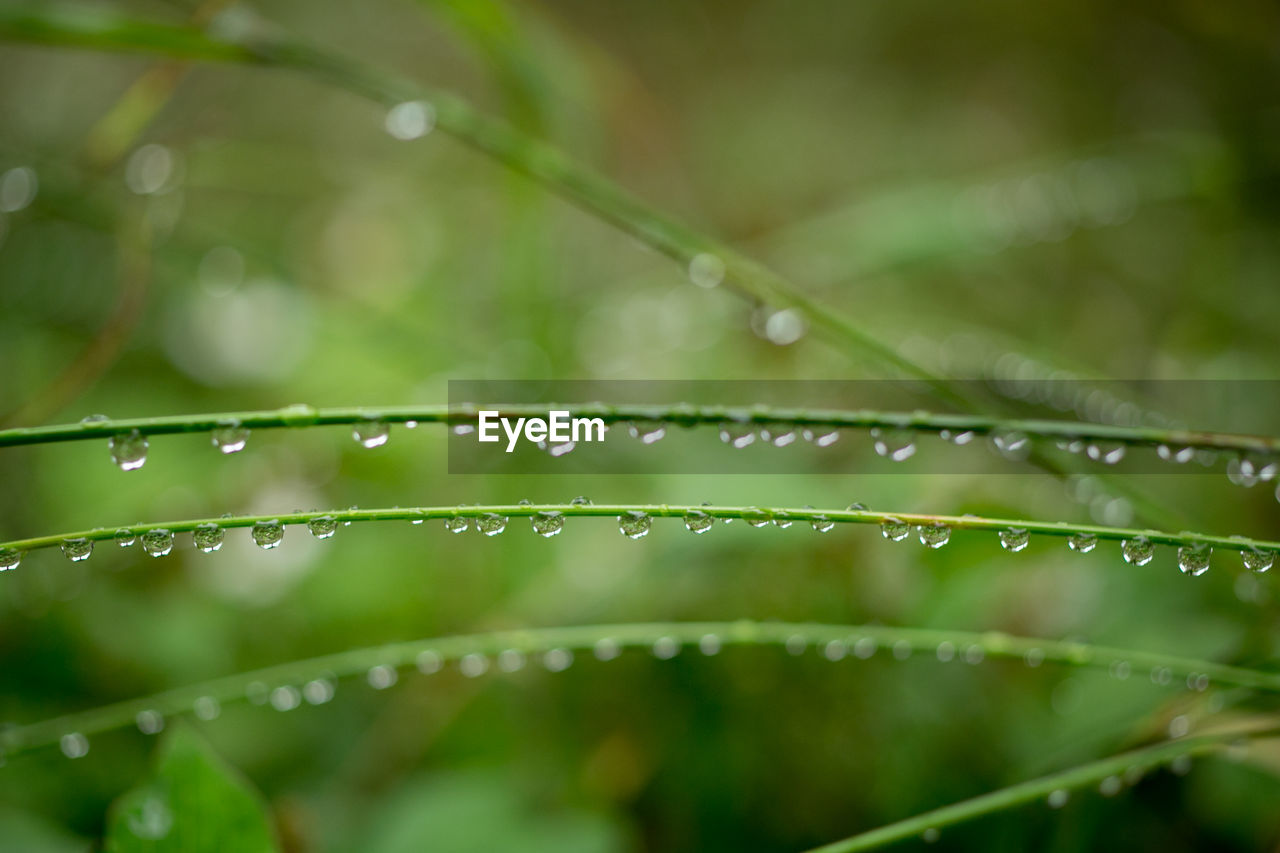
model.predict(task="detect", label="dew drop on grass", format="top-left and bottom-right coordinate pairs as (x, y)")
top-left (847, 502), bottom-right (868, 512)
top-left (308, 515), bottom-right (338, 539)
top-left (1157, 444), bottom-right (1195, 464)
top-left (192, 523), bottom-right (224, 553)
top-left (115, 528), bottom-right (136, 548)
top-left (1099, 776), bottom-right (1123, 797)
top-left (1047, 789), bottom-right (1069, 809)
top-left (916, 523), bottom-right (951, 549)
top-left (135, 710), bottom-right (164, 735)
top-left (618, 510), bottom-right (651, 539)
top-left (252, 520), bottom-right (284, 549)
top-left (366, 665), bottom-right (397, 689)
top-left (881, 518), bottom-right (910, 542)
top-left (61, 538), bottom-right (92, 562)
top-left (684, 509), bottom-right (713, 534)
top-left (627, 421), bottom-right (666, 444)
top-left (81, 413), bottom-right (110, 424)
top-left (303, 679), bottom-right (334, 705)
top-left (477, 513), bottom-right (508, 536)
top-left (1109, 660), bottom-right (1131, 680)
top-left (141, 529), bottom-right (174, 557)
top-left (991, 430), bottom-right (1030, 460)
top-left (688, 252), bottom-right (725, 289)
top-left (353, 419), bottom-right (389, 449)
top-left (416, 650), bottom-right (442, 674)
top-left (109, 430), bottom-right (148, 471)
top-left (810, 514), bottom-right (835, 533)
top-left (772, 513), bottom-right (793, 529)
top-left (0, 548), bottom-right (21, 571)
top-left (803, 427), bottom-right (840, 447)
top-left (1067, 532), bottom-right (1097, 553)
top-left (1177, 543), bottom-right (1211, 577)
top-left (1242, 547), bottom-right (1274, 573)
top-left (652, 637), bottom-right (680, 659)
top-left (699, 634), bottom-right (722, 655)
top-left (594, 638), bottom-right (621, 661)
top-left (270, 686), bottom-right (301, 710)
top-left (570, 496), bottom-right (592, 506)
top-left (443, 516), bottom-right (469, 534)
top-left (1086, 442), bottom-right (1126, 465)
top-left (384, 100), bottom-right (435, 140)
top-left (211, 420), bottom-right (249, 454)
top-left (193, 696), bottom-right (221, 721)
top-left (1122, 537), bottom-right (1154, 566)
top-left (531, 511), bottom-right (564, 537)
top-left (999, 527), bottom-right (1030, 552)
top-left (497, 649), bottom-right (525, 672)
top-left (459, 653), bottom-right (489, 678)
top-left (60, 733), bottom-right (89, 759)
top-left (871, 428), bottom-right (916, 462)
top-left (744, 508), bottom-right (771, 528)
top-left (769, 427), bottom-right (797, 447)
top-left (543, 648), bottom-right (573, 671)
top-left (719, 422), bottom-right (756, 449)
top-left (823, 640), bottom-right (846, 661)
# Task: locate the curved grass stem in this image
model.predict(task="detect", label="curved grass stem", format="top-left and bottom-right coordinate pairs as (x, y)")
top-left (804, 723), bottom-right (1280, 852)
top-left (1, 503), bottom-right (1276, 562)
top-left (1, 403), bottom-right (1275, 455)
top-left (2, 621), bottom-right (1276, 759)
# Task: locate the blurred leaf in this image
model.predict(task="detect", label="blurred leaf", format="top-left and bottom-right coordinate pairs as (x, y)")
top-left (104, 725), bottom-right (278, 853)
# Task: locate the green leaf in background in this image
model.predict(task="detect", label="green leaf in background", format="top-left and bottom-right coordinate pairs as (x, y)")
top-left (104, 726), bottom-right (278, 853)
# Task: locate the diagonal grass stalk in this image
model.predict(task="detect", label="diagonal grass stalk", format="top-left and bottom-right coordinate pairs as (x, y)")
top-left (1, 403), bottom-right (1275, 455)
top-left (2, 504), bottom-right (1276, 561)
top-left (3, 621), bottom-right (1277, 759)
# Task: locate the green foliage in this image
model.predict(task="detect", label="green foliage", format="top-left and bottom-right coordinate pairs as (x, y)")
top-left (105, 726), bottom-right (278, 853)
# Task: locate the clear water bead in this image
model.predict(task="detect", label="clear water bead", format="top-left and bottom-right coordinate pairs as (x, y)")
top-left (999, 528), bottom-right (1030, 552)
top-left (61, 538), bottom-right (93, 562)
top-left (141, 529), bottom-right (174, 557)
top-left (60, 733), bottom-right (89, 759)
top-left (684, 509), bottom-right (713, 534)
top-left (627, 421), bottom-right (666, 444)
top-left (444, 516), bottom-right (469, 534)
top-left (1086, 442), bottom-right (1126, 465)
top-left (881, 518), bottom-right (910, 542)
top-left (687, 252), bottom-right (725, 289)
top-left (744, 509), bottom-right (771, 528)
top-left (802, 427), bottom-right (840, 447)
top-left (192, 523), bottom-right (224, 553)
top-left (1122, 537), bottom-right (1154, 566)
top-left (570, 496), bottom-right (592, 506)
top-left (1243, 548), bottom-right (1274, 573)
top-left (109, 430), bottom-right (149, 471)
top-left (0, 548), bottom-right (20, 571)
top-left (308, 515), bottom-right (338, 539)
top-left (1157, 444), bottom-right (1195, 464)
top-left (916, 523), bottom-right (951, 549)
top-left (477, 513), bottom-right (508, 536)
top-left (115, 528), bottom-right (136, 547)
top-left (384, 100), bottom-right (435, 140)
top-left (719, 422), bottom-right (756, 449)
top-left (1067, 532), bottom-right (1097, 554)
top-left (810, 514), bottom-right (835, 533)
top-left (252, 520), bottom-right (284, 549)
top-left (618, 510), bottom-right (651, 539)
top-left (871, 428), bottom-right (917, 462)
top-left (1177, 543), bottom-right (1211, 577)
top-left (211, 420), bottom-right (249, 454)
top-left (991, 430), bottom-right (1030, 460)
top-left (531, 511), bottom-right (564, 537)
top-left (353, 419), bottom-right (390, 448)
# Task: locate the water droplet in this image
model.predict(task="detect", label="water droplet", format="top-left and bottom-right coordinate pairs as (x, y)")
top-left (618, 510), bottom-right (651, 539)
top-left (416, 650), bottom-right (442, 674)
top-left (303, 678), bottom-right (334, 705)
top-left (1109, 660), bottom-right (1131, 680)
top-left (140, 529), bottom-right (174, 557)
top-left (1242, 547), bottom-right (1274, 573)
top-left (1086, 442), bottom-right (1126, 465)
top-left (964, 645), bottom-right (985, 664)
top-left (768, 426), bottom-right (797, 447)
top-left (60, 732), bottom-right (89, 759)
top-left (1047, 789), bottom-right (1069, 809)
top-left (1099, 775), bottom-right (1122, 796)
top-left (477, 513), bottom-right (508, 536)
top-left (270, 685), bottom-right (301, 710)
top-left (61, 538), bottom-right (93, 562)
top-left (1177, 543), bottom-right (1211, 577)
top-left (570, 496), bottom-right (592, 506)
top-left (384, 100), bottom-right (435, 140)
top-left (125, 143), bottom-right (175, 194)
top-left (810, 514), bottom-right (834, 533)
top-left (109, 429), bottom-right (148, 471)
top-left (0, 548), bottom-right (21, 571)
top-left (1055, 438), bottom-right (1085, 454)
top-left (459, 653), bottom-right (489, 678)
top-left (823, 640), bottom-right (846, 661)
top-left (135, 710), bottom-right (164, 735)
top-left (991, 430), bottom-right (1030, 460)
top-left (772, 512), bottom-right (793, 529)
top-left (892, 640), bottom-right (912, 660)
top-left (353, 418), bottom-right (389, 448)
top-left (497, 649), bottom-right (525, 672)
top-left (193, 696), bottom-right (221, 720)
top-left (211, 420), bottom-right (249, 454)
top-left (684, 509), bottom-right (713, 534)
top-left (802, 427), bottom-right (840, 447)
top-left (916, 523), bottom-right (951, 549)
top-left (531, 511), bottom-right (564, 537)
top-left (367, 665), bottom-right (397, 689)
top-left (853, 637), bottom-right (876, 659)
top-left (785, 635), bottom-right (807, 655)
top-left (699, 634), bottom-right (722, 655)
top-left (846, 502), bottom-right (868, 512)
top-left (871, 428), bottom-right (917, 462)
top-left (0, 165), bottom-right (37, 212)
top-left (1157, 444), bottom-right (1195, 464)
top-left (688, 252), bottom-right (725, 289)
top-left (761, 308), bottom-right (807, 346)
top-left (308, 515), bottom-right (338, 539)
top-left (999, 528), bottom-right (1030, 552)
top-left (718, 422), bottom-right (756, 449)
top-left (744, 508), bottom-right (771, 528)
top-left (881, 518), bottom-right (910, 542)
top-left (593, 638), bottom-right (621, 661)
top-left (1024, 648), bottom-right (1045, 667)
top-left (627, 421), bottom-right (666, 444)
top-left (922, 828), bottom-right (940, 844)
top-left (252, 520), bottom-right (284, 550)
top-left (1067, 532), bottom-right (1097, 553)
top-left (1122, 537), bottom-right (1154, 566)
top-left (935, 642), bottom-right (955, 662)
top-left (80, 413), bottom-right (110, 424)
top-left (543, 648), bottom-right (573, 671)
top-left (192, 523), bottom-right (224, 553)
top-left (444, 516), bottom-right (469, 534)
top-left (114, 528), bottom-right (136, 548)
top-left (652, 637), bottom-right (680, 659)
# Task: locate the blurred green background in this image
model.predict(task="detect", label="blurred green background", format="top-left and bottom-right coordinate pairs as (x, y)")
top-left (2, 0), bottom-right (1280, 850)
